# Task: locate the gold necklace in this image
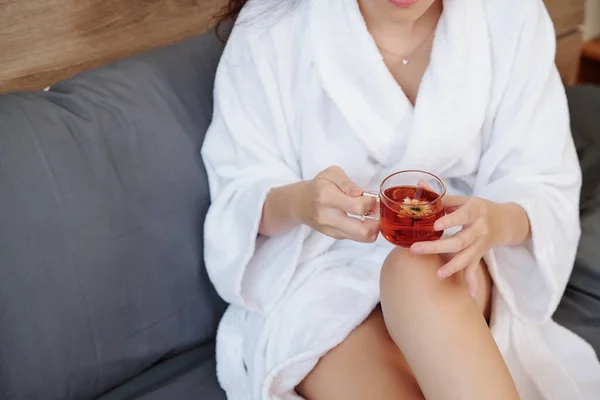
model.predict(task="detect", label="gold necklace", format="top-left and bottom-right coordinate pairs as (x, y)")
top-left (376, 28), bottom-right (435, 66)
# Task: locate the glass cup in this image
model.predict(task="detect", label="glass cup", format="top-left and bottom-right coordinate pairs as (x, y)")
top-left (353, 170), bottom-right (446, 248)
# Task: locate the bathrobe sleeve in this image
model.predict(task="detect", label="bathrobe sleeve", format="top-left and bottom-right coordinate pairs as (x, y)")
top-left (201, 26), bottom-right (306, 313)
top-left (474, 3), bottom-right (582, 323)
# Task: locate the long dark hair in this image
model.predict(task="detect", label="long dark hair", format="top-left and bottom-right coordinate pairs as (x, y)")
top-left (215, 0), bottom-right (249, 41)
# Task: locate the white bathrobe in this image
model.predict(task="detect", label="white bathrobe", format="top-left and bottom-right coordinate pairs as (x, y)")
top-left (202, 0), bottom-right (600, 398)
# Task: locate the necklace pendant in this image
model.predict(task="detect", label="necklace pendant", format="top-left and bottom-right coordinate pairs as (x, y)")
top-left (402, 59), bottom-right (409, 66)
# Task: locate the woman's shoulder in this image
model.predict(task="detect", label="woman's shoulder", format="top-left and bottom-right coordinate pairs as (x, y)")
top-left (481, 0), bottom-right (554, 39)
top-left (481, 0), bottom-right (556, 61)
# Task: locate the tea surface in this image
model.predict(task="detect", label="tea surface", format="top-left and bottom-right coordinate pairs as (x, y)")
top-left (380, 185), bottom-right (445, 247)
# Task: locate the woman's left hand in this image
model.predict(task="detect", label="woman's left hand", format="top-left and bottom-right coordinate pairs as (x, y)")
top-left (409, 196), bottom-right (513, 299)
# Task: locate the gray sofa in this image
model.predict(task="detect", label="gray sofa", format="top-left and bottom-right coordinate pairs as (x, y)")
top-left (0, 30), bottom-right (599, 400)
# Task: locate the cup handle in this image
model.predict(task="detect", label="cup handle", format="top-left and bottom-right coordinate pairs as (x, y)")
top-left (347, 191), bottom-right (380, 222)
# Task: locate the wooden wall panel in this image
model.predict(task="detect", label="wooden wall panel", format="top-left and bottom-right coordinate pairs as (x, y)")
top-left (0, 0), bottom-right (227, 93)
top-left (544, 0), bottom-right (586, 86)
top-left (544, 0), bottom-right (586, 37)
top-left (0, 0), bottom-right (588, 92)
top-left (556, 31), bottom-right (584, 86)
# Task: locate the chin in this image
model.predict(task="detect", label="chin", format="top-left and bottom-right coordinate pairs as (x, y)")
top-left (383, 0), bottom-right (437, 22)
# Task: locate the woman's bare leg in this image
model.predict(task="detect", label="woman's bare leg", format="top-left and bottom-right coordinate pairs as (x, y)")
top-left (296, 305), bottom-right (424, 400)
top-left (380, 248), bottom-right (519, 400)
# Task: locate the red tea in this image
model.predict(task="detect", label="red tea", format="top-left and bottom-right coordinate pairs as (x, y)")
top-left (380, 185), bottom-right (445, 248)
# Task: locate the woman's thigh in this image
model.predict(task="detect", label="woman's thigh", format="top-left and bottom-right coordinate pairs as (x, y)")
top-left (296, 305), bottom-right (424, 400)
top-left (296, 252), bottom-right (494, 400)
top-left (379, 249), bottom-right (517, 400)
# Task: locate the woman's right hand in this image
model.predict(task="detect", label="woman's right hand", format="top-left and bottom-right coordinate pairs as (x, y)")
top-left (292, 166), bottom-right (380, 242)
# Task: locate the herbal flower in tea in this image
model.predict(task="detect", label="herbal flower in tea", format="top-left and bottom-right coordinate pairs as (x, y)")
top-left (380, 186), bottom-right (445, 247)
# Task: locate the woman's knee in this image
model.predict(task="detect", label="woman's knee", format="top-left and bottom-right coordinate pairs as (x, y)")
top-left (381, 248), bottom-right (457, 291)
top-left (380, 248), bottom-right (492, 321)
top-left (379, 247), bottom-right (468, 310)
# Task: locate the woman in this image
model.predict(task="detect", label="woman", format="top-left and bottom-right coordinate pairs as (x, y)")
top-left (202, 0), bottom-right (600, 398)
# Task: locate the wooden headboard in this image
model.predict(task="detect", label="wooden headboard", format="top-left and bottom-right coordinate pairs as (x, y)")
top-left (0, 0), bottom-right (226, 93)
top-left (0, 0), bottom-right (585, 93)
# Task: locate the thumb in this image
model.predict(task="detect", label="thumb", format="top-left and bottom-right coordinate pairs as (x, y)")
top-left (345, 185), bottom-right (364, 197)
top-left (320, 166), bottom-right (363, 197)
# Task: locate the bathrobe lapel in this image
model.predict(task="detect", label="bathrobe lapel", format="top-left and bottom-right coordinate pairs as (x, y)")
top-left (399, 0), bottom-right (492, 174)
top-left (308, 0), bottom-right (412, 166)
top-left (309, 0), bottom-right (491, 175)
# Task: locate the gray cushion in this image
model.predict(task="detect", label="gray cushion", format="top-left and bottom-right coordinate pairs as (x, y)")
top-left (97, 341), bottom-right (225, 400)
top-left (567, 84), bottom-right (600, 216)
top-left (0, 31), bottom-right (226, 400)
top-left (554, 208), bottom-right (600, 355)
top-left (553, 85), bottom-right (600, 357)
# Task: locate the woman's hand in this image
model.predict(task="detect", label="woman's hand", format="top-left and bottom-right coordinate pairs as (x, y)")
top-left (259, 166), bottom-right (379, 242)
top-left (294, 166), bottom-right (380, 242)
top-left (409, 196), bottom-right (530, 298)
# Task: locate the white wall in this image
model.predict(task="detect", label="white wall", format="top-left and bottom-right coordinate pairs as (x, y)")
top-left (584, 0), bottom-right (600, 40)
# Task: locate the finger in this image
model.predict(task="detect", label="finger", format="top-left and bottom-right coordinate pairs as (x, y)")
top-left (437, 245), bottom-right (479, 279)
top-left (319, 166), bottom-right (363, 196)
top-left (434, 202), bottom-right (477, 231)
top-left (442, 195), bottom-right (470, 209)
top-left (417, 179), bottom-right (432, 191)
top-left (464, 262), bottom-right (479, 300)
top-left (322, 226), bottom-right (351, 241)
top-left (411, 228), bottom-right (476, 255)
top-left (363, 219), bottom-right (381, 242)
top-left (331, 192), bottom-right (379, 217)
top-left (330, 214), bottom-right (380, 243)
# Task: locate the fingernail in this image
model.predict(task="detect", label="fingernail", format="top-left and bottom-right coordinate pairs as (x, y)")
top-left (437, 270), bottom-right (446, 280)
top-left (434, 222), bottom-right (443, 231)
top-left (411, 244), bottom-right (424, 254)
top-left (349, 187), bottom-right (363, 196)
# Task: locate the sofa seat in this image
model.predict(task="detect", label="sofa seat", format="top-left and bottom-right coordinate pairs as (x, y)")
top-left (97, 342), bottom-right (225, 400)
